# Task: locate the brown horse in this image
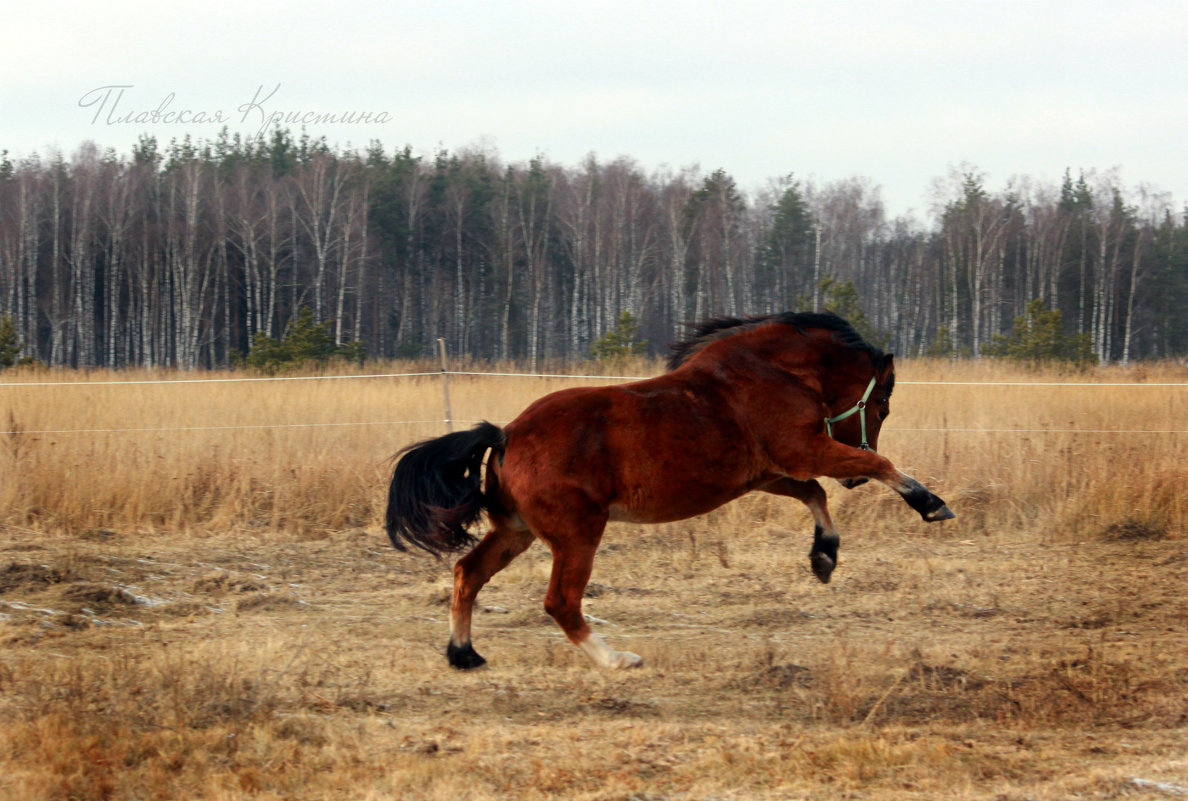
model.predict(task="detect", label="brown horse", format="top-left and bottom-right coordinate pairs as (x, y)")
top-left (386, 312), bottom-right (954, 670)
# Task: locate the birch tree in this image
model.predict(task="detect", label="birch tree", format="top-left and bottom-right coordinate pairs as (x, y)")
top-left (295, 152), bottom-right (347, 322)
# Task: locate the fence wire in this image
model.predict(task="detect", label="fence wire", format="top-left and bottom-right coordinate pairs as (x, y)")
top-left (3, 367), bottom-right (1186, 436)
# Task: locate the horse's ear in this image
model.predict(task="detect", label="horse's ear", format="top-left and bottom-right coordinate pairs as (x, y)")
top-left (876, 353), bottom-right (895, 382)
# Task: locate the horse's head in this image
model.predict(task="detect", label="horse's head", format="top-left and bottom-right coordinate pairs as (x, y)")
top-left (667, 312), bottom-right (897, 474)
top-left (827, 352), bottom-right (895, 488)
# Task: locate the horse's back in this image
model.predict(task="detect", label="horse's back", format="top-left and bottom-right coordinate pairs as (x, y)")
top-left (496, 374), bottom-right (766, 527)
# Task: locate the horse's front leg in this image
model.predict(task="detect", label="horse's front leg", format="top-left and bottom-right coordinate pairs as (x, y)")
top-left (800, 441), bottom-right (956, 523)
top-left (888, 471), bottom-right (956, 522)
top-left (761, 477), bottom-right (840, 583)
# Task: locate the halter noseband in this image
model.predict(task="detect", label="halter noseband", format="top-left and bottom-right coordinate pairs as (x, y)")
top-left (824, 375), bottom-right (877, 450)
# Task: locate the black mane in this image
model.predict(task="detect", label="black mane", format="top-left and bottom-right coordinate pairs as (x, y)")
top-left (666, 311), bottom-right (884, 371)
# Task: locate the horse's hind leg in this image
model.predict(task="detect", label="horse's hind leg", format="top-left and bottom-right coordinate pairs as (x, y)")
top-left (762, 478), bottom-right (840, 583)
top-left (542, 538), bottom-right (643, 669)
top-left (533, 504), bottom-right (642, 670)
top-left (448, 519), bottom-right (534, 669)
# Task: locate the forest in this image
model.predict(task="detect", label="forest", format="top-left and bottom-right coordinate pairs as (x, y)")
top-left (1, 129), bottom-right (1186, 368)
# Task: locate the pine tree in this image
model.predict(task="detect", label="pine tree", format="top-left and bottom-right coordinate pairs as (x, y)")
top-left (814, 277), bottom-right (888, 348)
top-left (591, 311), bottom-right (648, 361)
top-left (240, 307), bottom-right (364, 372)
top-left (983, 299), bottom-right (1095, 365)
top-left (0, 315), bottom-right (19, 367)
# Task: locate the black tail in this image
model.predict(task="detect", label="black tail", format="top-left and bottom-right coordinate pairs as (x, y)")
top-left (385, 422), bottom-right (506, 556)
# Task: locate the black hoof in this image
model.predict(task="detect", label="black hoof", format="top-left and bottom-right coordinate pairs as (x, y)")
top-left (925, 504), bottom-right (956, 522)
top-left (905, 484), bottom-right (955, 523)
top-left (810, 551), bottom-right (836, 583)
top-left (809, 525), bottom-right (839, 583)
top-left (447, 641), bottom-right (487, 670)
top-left (840, 477), bottom-right (869, 490)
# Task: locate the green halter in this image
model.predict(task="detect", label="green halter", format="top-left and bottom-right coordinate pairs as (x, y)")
top-left (824, 376), bottom-right (877, 450)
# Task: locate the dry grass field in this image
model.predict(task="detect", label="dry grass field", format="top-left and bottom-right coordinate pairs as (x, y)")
top-left (1, 358), bottom-right (1186, 800)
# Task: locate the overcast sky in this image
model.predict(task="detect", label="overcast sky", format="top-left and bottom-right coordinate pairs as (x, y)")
top-left (3, 0), bottom-right (1185, 220)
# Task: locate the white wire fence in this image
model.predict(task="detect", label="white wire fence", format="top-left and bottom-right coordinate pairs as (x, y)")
top-left (3, 366), bottom-right (1187, 437)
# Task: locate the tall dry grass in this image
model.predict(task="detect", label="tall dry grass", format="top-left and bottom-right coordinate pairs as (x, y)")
top-left (0, 360), bottom-right (602, 535)
top-left (2, 357), bottom-right (1186, 542)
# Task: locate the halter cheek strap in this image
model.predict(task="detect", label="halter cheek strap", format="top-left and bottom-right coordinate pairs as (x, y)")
top-left (824, 376), bottom-right (877, 450)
